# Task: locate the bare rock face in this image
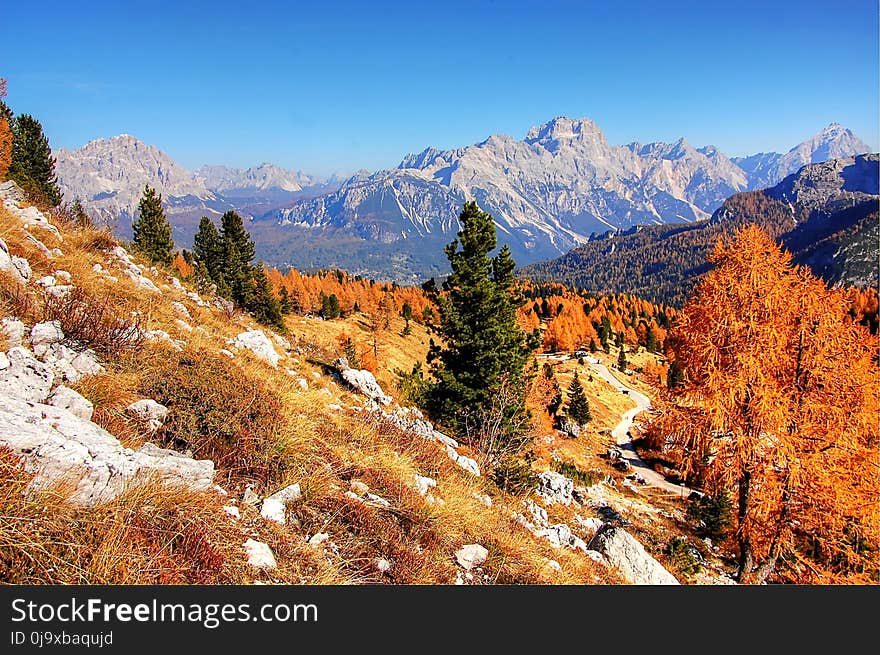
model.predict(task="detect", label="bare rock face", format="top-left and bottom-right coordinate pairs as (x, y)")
top-left (0, 346), bottom-right (55, 403)
top-left (125, 399), bottom-right (169, 432)
top-left (0, 237), bottom-right (32, 283)
top-left (536, 471), bottom-right (574, 505)
top-left (47, 385), bottom-right (94, 420)
top-left (337, 362), bottom-right (392, 405)
top-left (588, 526), bottom-right (679, 585)
top-left (233, 330), bottom-right (280, 368)
top-left (0, 396), bottom-right (215, 506)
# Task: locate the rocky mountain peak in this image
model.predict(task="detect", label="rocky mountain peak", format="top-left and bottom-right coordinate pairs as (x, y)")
top-left (525, 116), bottom-right (604, 146)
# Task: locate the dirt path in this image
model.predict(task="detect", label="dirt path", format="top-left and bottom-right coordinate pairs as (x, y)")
top-left (585, 357), bottom-right (692, 496)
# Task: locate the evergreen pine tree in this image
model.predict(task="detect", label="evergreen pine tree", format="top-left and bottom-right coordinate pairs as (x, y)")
top-left (617, 344), bottom-right (628, 371)
top-left (646, 325), bottom-right (658, 353)
top-left (219, 210), bottom-right (256, 271)
top-left (566, 372), bottom-right (591, 425)
top-left (193, 217), bottom-right (224, 280)
top-left (132, 185), bottom-right (174, 265)
top-left (247, 265), bottom-right (285, 330)
top-left (425, 201), bottom-right (533, 451)
top-left (8, 114), bottom-right (61, 205)
top-left (589, 338), bottom-right (598, 353)
top-left (278, 286), bottom-right (293, 315)
top-left (401, 301), bottom-right (413, 335)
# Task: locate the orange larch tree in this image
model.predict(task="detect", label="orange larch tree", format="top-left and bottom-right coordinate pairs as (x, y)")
top-left (652, 225), bottom-right (878, 583)
top-left (0, 79), bottom-right (12, 180)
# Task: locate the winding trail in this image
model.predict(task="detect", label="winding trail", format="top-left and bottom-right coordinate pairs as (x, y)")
top-left (541, 353), bottom-right (691, 497)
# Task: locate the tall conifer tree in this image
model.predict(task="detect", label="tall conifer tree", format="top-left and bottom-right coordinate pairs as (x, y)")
top-left (132, 185), bottom-right (174, 265)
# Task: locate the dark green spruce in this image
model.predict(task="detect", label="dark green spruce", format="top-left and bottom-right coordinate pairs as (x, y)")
top-left (8, 114), bottom-right (62, 206)
top-left (424, 201), bottom-right (537, 453)
top-left (132, 185), bottom-right (175, 265)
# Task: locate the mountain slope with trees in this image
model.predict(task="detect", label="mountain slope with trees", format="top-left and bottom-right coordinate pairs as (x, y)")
top-left (519, 154), bottom-right (879, 306)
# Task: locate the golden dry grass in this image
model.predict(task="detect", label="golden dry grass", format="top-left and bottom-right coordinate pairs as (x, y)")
top-left (1, 195), bottom-right (705, 585)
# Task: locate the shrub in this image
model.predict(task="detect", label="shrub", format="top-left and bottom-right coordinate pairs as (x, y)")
top-left (41, 287), bottom-right (144, 356)
top-left (138, 351), bottom-right (289, 483)
top-left (551, 459), bottom-right (599, 487)
top-left (665, 536), bottom-right (703, 577)
top-left (491, 453), bottom-right (538, 495)
top-left (687, 491), bottom-right (733, 538)
top-left (395, 361), bottom-right (429, 406)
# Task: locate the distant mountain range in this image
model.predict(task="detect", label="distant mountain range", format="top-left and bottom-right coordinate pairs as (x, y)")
top-left (54, 119), bottom-right (871, 283)
top-left (54, 135), bottom-right (341, 241)
top-left (518, 154), bottom-right (879, 306)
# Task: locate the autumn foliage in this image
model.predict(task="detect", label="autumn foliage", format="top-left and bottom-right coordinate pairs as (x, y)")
top-left (0, 79), bottom-right (11, 180)
top-left (647, 225), bottom-right (878, 583)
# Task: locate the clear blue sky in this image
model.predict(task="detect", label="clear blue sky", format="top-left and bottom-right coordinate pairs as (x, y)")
top-left (2, 0), bottom-right (877, 176)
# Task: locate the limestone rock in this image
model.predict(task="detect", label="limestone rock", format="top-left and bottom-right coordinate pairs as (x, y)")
top-left (537, 471), bottom-right (574, 505)
top-left (125, 399), bottom-right (169, 431)
top-left (233, 330), bottom-right (280, 367)
top-left (260, 483), bottom-right (302, 525)
top-left (0, 346), bottom-right (55, 402)
top-left (243, 539), bottom-right (277, 569)
top-left (455, 544), bottom-right (488, 570)
top-left (47, 385), bottom-right (94, 420)
top-left (588, 526), bottom-right (679, 585)
top-left (0, 396), bottom-right (214, 506)
top-left (340, 367), bottom-right (392, 405)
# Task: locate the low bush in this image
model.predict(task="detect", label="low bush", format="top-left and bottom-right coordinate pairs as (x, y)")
top-left (551, 459), bottom-right (599, 487)
top-left (41, 287), bottom-right (144, 356)
top-left (687, 491), bottom-right (733, 538)
top-left (138, 350), bottom-right (289, 484)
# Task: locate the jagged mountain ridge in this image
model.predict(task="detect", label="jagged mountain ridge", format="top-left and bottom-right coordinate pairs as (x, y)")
top-left (266, 117), bottom-right (870, 281)
top-left (54, 135), bottom-right (333, 243)
top-left (54, 119), bottom-right (871, 283)
top-left (517, 154), bottom-right (879, 306)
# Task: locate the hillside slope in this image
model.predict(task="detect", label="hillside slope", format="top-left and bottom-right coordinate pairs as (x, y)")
top-left (0, 180), bottom-right (734, 585)
top-left (519, 154), bottom-right (879, 306)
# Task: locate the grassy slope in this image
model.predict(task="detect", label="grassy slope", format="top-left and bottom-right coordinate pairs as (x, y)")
top-left (0, 197), bottom-right (728, 585)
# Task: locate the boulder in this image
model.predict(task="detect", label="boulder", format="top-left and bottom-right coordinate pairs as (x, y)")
top-left (445, 444), bottom-right (481, 476)
top-left (413, 474), bottom-right (437, 497)
top-left (455, 544), bottom-right (488, 570)
top-left (308, 532), bottom-right (330, 547)
top-left (0, 395), bottom-right (214, 506)
top-left (340, 368), bottom-right (392, 405)
top-left (0, 237), bottom-right (32, 283)
top-left (297, 378), bottom-right (308, 390)
top-left (1, 317), bottom-right (26, 347)
top-left (47, 385), bottom-right (94, 420)
top-left (30, 321), bottom-right (65, 353)
top-left (233, 330), bottom-right (280, 367)
top-left (0, 346), bottom-right (55, 402)
top-left (560, 417), bottom-right (581, 438)
top-left (243, 539), bottom-right (277, 569)
top-left (125, 399), bottom-right (169, 431)
top-left (537, 471), bottom-right (574, 505)
top-left (0, 352), bottom-right (8, 370)
top-left (588, 526), bottom-right (679, 585)
top-left (260, 483), bottom-right (302, 525)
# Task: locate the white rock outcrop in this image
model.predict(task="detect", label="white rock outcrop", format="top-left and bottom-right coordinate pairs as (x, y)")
top-left (259, 483), bottom-right (302, 525)
top-left (455, 544), bottom-right (488, 570)
top-left (340, 367), bottom-right (392, 405)
top-left (0, 237), bottom-right (32, 283)
top-left (243, 539), bottom-right (277, 569)
top-left (126, 399), bottom-right (169, 432)
top-left (0, 396), bottom-right (214, 506)
top-left (536, 471), bottom-right (574, 505)
top-left (47, 385), bottom-right (94, 420)
top-left (0, 346), bottom-right (55, 402)
top-left (588, 526), bottom-right (679, 585)
top-left (233, 330), bottom-right (280, 367)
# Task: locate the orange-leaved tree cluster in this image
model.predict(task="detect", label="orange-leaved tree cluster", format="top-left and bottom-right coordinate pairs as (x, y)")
top-left (649, 225), bottom-right (878, 583)
top-left (0, 79), bottom-right (12, 180)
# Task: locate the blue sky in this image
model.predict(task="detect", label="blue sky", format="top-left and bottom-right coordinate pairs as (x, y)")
top-left (2, 0), bottom-right (877, 176)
